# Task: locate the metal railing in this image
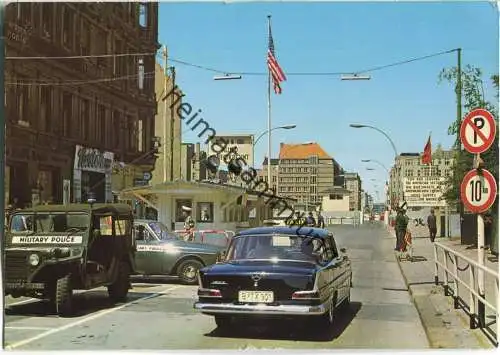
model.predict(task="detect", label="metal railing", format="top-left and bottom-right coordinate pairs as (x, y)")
top-left (433, 241), bottom-right (499, 345)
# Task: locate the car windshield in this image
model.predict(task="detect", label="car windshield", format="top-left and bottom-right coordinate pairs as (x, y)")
top-left (193, 232), bottom-right (228, 247)
top-left (10, 212), bottom-right (90, 233)
top-left (148, 222), bottom-right (176, 240)
top-left (224, 234), bottom-right (325, 263)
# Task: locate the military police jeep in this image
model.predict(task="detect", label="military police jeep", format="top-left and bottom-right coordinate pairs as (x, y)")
top-left (4, 202), bottom-right (136, 316)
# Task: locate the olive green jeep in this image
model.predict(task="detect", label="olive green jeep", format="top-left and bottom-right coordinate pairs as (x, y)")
top-left (4, 202), bottom-right (136, 316)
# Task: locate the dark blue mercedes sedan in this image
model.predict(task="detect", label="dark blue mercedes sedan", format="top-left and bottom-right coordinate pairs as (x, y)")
top-left (193, 226), bottom-right (352, 330)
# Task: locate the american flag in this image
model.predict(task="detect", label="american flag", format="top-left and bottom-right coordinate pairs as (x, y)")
top-left (267, 22), bottom-right (286, 94)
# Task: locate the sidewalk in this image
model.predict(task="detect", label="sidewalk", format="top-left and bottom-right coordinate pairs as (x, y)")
top-left (387, 225), bottom-right (498, 349)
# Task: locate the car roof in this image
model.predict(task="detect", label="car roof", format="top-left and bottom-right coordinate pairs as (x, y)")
top-left (15, 203), bottom-right (132, 215)
top-left (237, 226), bottom-right (330, 239)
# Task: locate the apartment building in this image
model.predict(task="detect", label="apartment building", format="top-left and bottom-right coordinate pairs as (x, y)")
top-left (4, 2), bottom-right (159, 206)
top-left (388, 145), bottom-right (455, 209)
top-left (259, 158), bottom-right (279, 192)
top-left (275, 142), bottom-right (337, 211)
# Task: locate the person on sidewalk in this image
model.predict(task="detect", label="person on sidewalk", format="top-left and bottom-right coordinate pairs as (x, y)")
top-left (395, 208), bottom-right (409, 251)
top-left (305, 212), bottom-right (316, 227)
top-left (427, 208), bottom-right (437, 243)
top-left (316, 211), bottom-right (325, 228)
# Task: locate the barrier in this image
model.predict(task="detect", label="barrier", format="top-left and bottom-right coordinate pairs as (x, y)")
top-left (326, 217), bottom-right (359, 227)
top-left (433, 241), bottom-right (499, 345)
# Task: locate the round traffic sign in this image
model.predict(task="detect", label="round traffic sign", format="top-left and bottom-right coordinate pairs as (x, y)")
top-left (460, 108), bottom-right (497, 154)
top-left (460, 169), bottom-right (498, 213)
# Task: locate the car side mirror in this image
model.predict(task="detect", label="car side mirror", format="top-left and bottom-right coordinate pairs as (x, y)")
top-left (340, 247), bottom-right (346, 253)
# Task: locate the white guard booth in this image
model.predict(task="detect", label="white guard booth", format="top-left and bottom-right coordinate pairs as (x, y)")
top-left (119, 180), bottom-right (280, 232)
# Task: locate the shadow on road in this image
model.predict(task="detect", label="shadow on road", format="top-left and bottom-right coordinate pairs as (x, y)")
top-left (5, 290), bottom-right (159, 318)
top-left (204, 301), bottom-right (362, 342)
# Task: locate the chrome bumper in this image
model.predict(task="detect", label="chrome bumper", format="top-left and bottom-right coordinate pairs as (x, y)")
top-left (193, 302), bottom-right (327, 316)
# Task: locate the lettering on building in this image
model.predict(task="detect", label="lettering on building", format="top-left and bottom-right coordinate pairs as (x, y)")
top-left (74, 145), bottom-right (113, 173)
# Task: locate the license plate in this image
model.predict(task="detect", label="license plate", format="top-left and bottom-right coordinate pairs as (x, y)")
top-left (238, 291), bottom-right (274, 303)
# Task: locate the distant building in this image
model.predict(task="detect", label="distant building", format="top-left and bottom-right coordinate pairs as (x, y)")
top-left (389, 145), bottom-right (455, 210)
top-left (276, 142), bottom-right (337, 211)
top-left (344, 172), bottom-right (362, 211)
top-left (320, 186), bottom-right (350, 212)
top-left (259, 158), bottom-right (279, 193)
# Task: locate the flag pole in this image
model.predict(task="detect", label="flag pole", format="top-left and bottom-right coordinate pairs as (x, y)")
top-left (267, 15), bottom-right (272, 189)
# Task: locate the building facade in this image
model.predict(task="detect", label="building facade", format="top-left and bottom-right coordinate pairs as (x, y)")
top-left (344, 172), bottom-right (362, 211)
top-left (5, 2), bottom-right (159, 206)
top-left (276, 142), bottom-right (336, 211)
top-left (260, 158), bottom-right (279, 193)
top-left (150, 61), bottom-right (183, 186)
top-left (388, 146), bottom-right (455, 210)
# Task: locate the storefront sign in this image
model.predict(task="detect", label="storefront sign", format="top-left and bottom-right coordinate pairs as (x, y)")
top-left (403, 176), bottom-right (447, 207)
top-left (74, 145), bottom-right (113, 174)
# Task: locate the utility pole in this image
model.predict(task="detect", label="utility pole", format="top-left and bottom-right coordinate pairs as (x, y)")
top-left (456, 48), bottom-right (462, 149)
top-left (170, 66), bottom-right (176, 182)
top-left (162, 46), bottom-right (168, 183)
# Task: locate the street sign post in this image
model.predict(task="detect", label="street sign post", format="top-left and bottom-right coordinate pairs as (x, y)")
top-left (460, 169), bottom-right (497, 214)
top-left (459, 108), bottom-right (496, 154)
top-left (459, 107), bottom-right (498, 330)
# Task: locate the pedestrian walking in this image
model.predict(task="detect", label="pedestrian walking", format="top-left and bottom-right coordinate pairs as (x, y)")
top-left (316, 211), bottom-right (325, 228)
top-left (305, 212), bottom-right (316, 227)
top-left (395, 208), bottom-right (409, 251)
top-left (182, 206), bottom-right (195, 242)
top-left (427, 208), bottom-right (437, 243)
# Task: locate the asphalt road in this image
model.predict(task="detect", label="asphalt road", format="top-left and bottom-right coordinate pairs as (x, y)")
top-left (3, 223), bottom-right (429, 350)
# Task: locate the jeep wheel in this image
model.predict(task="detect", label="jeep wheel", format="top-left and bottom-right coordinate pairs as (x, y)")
top-left (177, 259), bottom-right (203, 285)
top-left (108, 261), bottom-right (130, 303)
top-left (55, 274), bottom-right (73, 316)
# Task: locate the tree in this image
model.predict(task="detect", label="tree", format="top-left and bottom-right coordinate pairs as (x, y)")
top-left (438, 65), bottom-right (499, 207)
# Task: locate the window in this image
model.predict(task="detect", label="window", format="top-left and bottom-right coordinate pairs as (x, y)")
top-left (62, 93), bottom-right (73, 136)
top-left (41, 4), bottom-right (52, 36)
top-left (39, 87), bottom-right (52, 132)
top-left (138, 3), bottom-right (147, 27)
top-left (80, 98), bottom-right (90, 141)
top-left (137, 119), bottom-right (144, 152)
top-left (80, 19), bottom-right (90, 56)
top-left (62, 6), bottom-right (72, 48)
top-left (17, 81), bottom-right (30, 124)
top-left (97, 105), bottom-right (106, 143)
top-left (114, 219), bottom-right (130, 236)
top-left (196, 202), bottom-right (214, 223)
top-left (134, 225), bottom-right (155, 242)
top-left (112, 110), bottom-right (120, 148)
top-left (138, 58), bottom-right (144, 89)
top-left (175, 199), bottom-right (192, 222)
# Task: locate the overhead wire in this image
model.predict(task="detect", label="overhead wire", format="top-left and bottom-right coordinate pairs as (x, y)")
top-left (3, 48), bottom-right (460, 86)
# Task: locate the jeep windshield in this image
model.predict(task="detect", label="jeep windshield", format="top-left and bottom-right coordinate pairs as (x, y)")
top-left (10, 212), bottom-right (90, 234)
top-left (224, 234), bottom-right (326, 263)
top-left (148, 221), bottom-right (178, 240)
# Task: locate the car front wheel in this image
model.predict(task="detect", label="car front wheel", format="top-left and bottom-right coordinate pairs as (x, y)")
top-left (108, 261), bottom-right (131, 302)
top-left (177, 259), bottom-right (203, 285)
top-left (55, 274), bottom-right (73, 316)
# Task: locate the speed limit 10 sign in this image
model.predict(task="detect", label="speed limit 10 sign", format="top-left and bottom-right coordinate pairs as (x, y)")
top-left (460, 169), bottom-right (498, 213)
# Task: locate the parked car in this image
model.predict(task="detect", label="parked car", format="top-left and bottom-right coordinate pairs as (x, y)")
top-left (173, 229), bottom-right (233, 249)
top-left (133, 220), bottom-right (223, 284)
top-left (5, 203), bottom-right (135, 316)
top-left (194, 226), bottom-right (352, 329)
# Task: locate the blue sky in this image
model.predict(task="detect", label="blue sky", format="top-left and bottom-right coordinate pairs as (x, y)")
top-left (158, 2), bottom-right (498, 200)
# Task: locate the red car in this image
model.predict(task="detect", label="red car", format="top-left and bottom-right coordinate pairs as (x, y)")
top-left (174, 229), bottom-right (233, 248)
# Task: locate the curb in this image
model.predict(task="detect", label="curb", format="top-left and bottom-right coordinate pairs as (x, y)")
top-left (395, 254), bottom-right (433, 348)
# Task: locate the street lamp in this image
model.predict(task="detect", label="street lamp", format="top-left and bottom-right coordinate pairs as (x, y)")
top-left (252, 124), bottom-right (297, 168)
top-left (361, 159), bottom-right (390, 174)
top-left (350, 123), bottom-right (401, 210)
top-left (341, 74), bottom-right (371, 81)
top-left (213, 74), bottom-right (242, 80)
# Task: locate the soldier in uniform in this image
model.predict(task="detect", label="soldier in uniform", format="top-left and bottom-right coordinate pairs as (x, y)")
top-left (182, 206), bottom-right (195, 242)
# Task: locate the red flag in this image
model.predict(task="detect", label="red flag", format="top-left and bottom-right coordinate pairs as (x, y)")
top-left (421, 135), bottom-right (432, 165)
top-left (267, 20), bottom-right (286, 94)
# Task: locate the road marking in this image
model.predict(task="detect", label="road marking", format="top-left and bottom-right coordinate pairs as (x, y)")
top-left (4, 285), bottom-right (183, 350)
top-left (6, 326), bottom-right (53, 331)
